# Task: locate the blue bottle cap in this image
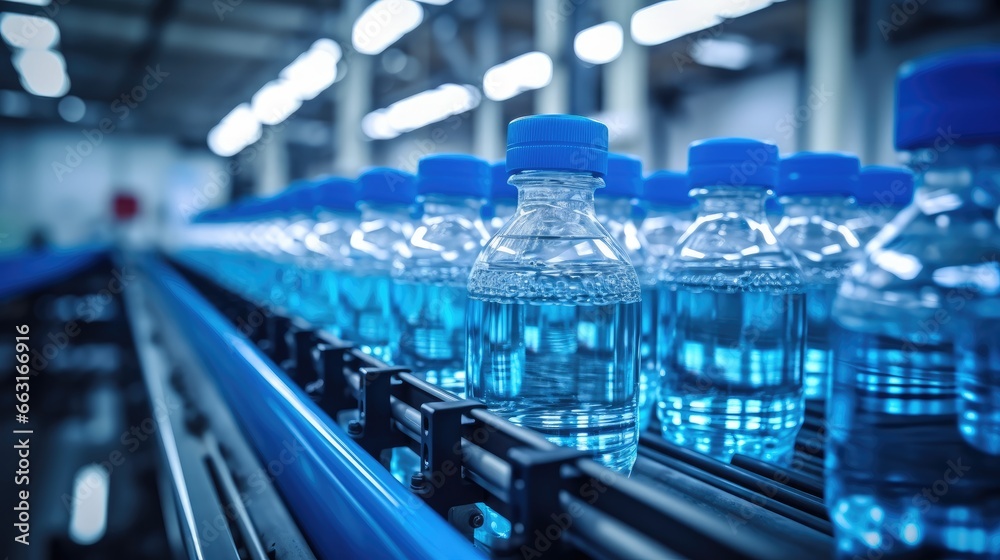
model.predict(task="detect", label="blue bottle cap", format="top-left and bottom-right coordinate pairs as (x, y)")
top-left (857, 165), bottom-right (914, 207)
top-left (688, 137), bottom-right (779, 188)
top-left (416, 154), bottom-right (490, 198)
top-left (896, 47), bottom-right (1000, 150)
top-left (506, 114), bottom-right (609, 177)
top-left (643, 171), bottom-right (692, 207)
top-left (777, 152), bottom-right (860, 197)
top-left (313, 176), bottom-right (358, 213)
top-left (358, 167), bottom-right (417, 205)
top-left (603, 153), bottom-right (643, 198)
top-left (491, 162), bottom-right (517, 202)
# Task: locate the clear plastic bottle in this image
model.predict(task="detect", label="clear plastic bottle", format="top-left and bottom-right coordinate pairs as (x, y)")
top-left (848, 165), bottom-right (915, 246)
top-left (298, 177), bottom-right (361, 335)
top-left (827, 48), bottom-right (1000, 558)
top-left (657, 137), bottom-right (806, 465)
top-left (276, 185), bottom-right (319, 316)
top-left (394, 154), bottom-right (490, 394)
top-left (773, 152), bottom-right (863, 401)
top-left (342, 168), bottom-right (416, 362)
top-left (598, 154), bottom-right (658, 432)
top-left (484, 161), bottom-right (518, 237)
top-left (640, 170), bottom-right (695, 262)
top-left (466, 114), bottom-right (641, 474)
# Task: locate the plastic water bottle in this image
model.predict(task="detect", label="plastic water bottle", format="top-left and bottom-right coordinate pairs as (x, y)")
top-left (774, 152), bottom-right (863, 401)
top-left (485, 161), bottom-right (518, 237)
top-left (639, 170), bottom-right (695, 262)
top-left (467, 115), bottom-right (641, 474)
top-left (597, 154), bottom-right (657, 432)
top-left (250, 194), bottom-right (295, 308)
top-left (276, 185), bottom-right (319, 315)
top-left (849, 165), bottom-right (915, 245)
top-left (394, 154), bottom-right (490, 394)
top-left (827, 48), bottom-right (1000, 558)
top-left (657, 138), bottom-right (805, 465)
top-left (298, 177), bottom-right (361, 334)
top-left (343, 168), bottom-right (416, 362)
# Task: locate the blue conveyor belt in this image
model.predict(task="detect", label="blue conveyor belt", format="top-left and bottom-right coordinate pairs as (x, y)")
top-left (138, 255), bottom-right (480, 560)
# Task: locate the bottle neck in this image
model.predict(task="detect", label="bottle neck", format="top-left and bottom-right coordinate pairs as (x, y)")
top-left (778, 194), bottom-right (853, 218)
top-left (904, 144), bottom-right (1000, 215)
top-left (510, 170), bottom-right (603, 211)
top-left (692, 185), bottom-right (770, 220)
top-left (421, 194), bottom-right (483, 218)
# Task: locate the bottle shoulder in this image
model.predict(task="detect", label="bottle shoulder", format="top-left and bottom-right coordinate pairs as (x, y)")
top-left (394, 214), bottom-right (490, 284)
top-left (666, 213), bottom-right (805, 290)
top-left (834, 205), bottom-right (1000, 334)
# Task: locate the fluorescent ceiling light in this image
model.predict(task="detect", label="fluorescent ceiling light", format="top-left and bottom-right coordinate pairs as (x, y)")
top-left (630, 0), bottom-right (776, 46)
top-left (713, 0), bottom-right (774, 18)
top-left (14, 49), bottom-right (69, 97)
top-left (5, 0), bottom-right (51, 5)
top-left (352, 0), bottom-right (424, 56)
top-left (362, 83), bottom-right (480, 140)
top-left (280, 39), bottom-right (341, 100)
top-left (361, 110), bottom-right (395, 140)
top-left (630, 1), bottom-right (722, 46)
top-left (208, 104), bottom-right (262, 157)
top-left (68, 465), bottom-right (109, 545)
top-left (574, 21), bottom-right (624, 65)
top-left (251, 80), bottom-right (302, 125)
top-left (416, 0), bottom-right (452, 4)
top-left (483, 52), bottom-right (553, 101)
top-left (1, 13), bottom-right (60, 50)
top-left (691, 38), bottom-right (754, 70)
top-left (209, 38), bottom-right (341, 156)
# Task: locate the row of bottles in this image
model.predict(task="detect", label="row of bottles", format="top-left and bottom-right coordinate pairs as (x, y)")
top-left (172, 46), bottom-right (1000, 559)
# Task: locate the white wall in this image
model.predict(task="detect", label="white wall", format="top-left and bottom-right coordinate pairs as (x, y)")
top-left (659, 67), bottom-right (801, 170)
top-left (0, 123), bottom-right (227, 252)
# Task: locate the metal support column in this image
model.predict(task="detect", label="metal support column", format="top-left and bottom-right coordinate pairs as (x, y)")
top-left (535, 0), bottom-right (570, 115)
top-left (474, 1), bottom-right (504, 160)
top-left (805, 0), bottom-right (853, 151)
top-left (604, 0), bottom-right (651, 162)
top-left (334, 0), bottom-right (373, 174)
top-left (254, 124), bottom-right (289, 195)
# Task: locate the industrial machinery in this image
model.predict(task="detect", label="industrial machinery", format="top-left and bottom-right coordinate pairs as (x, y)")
top-left (3, 250), bottom-right (833, 559)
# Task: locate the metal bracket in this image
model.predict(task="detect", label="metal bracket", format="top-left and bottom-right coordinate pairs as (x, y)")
top-left (503, 447), bottom-right (587, 556)
top-left (315, 342), bottom-right (356, 412)
top-left (263, 315), bottom-right (291, 364)
top-left (412, 400), bottom-right (488, 515)
top-left (350, 366), bottom-right (409, 457)
top-left (281, 328), bottom-right (317, 387)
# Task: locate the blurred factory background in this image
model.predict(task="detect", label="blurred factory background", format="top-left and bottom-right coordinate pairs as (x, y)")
top-left (0, 0), bottom-right (998, 249)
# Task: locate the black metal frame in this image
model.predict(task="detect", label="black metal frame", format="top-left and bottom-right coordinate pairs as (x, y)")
top-left (177, 260), bottom-right (835, 559)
